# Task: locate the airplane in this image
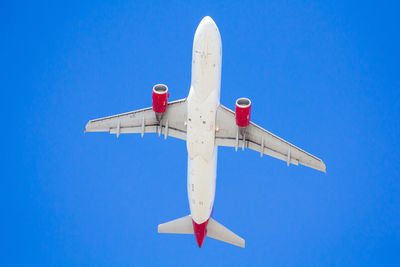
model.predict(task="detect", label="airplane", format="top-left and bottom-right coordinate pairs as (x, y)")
top-left (84, 16), bottom-right (326, 248)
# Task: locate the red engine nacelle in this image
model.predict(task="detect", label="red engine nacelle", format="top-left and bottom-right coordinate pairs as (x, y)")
top-left (152, 84), bottom-right (169, 120)
top-left (235, 98), bottom-right (251, 128)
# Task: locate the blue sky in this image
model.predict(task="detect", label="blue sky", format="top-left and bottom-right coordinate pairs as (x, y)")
top-left (2, 1), bottom-right (400, 266)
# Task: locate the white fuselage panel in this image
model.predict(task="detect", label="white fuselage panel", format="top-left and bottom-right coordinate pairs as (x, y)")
top-left (186, 17), bottom-right (222, 224)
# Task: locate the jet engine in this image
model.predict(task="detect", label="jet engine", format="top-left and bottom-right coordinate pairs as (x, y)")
top-left (235, 98), bottom-right (251, 134)
top-left (152, 84), bottom-right (169, 121)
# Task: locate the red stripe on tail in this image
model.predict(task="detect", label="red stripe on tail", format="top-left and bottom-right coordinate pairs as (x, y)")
top-left (192, 219), bottom-right (209, 248)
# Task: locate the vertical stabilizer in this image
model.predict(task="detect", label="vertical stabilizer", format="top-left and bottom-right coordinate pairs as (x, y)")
top-left (158, 216), bottom-right (245, 248)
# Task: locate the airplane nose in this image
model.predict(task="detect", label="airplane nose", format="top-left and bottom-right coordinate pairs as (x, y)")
top-left (200, 16), bottom-right (216, 26)
top-left (194, 16), bottom-right (220, 41)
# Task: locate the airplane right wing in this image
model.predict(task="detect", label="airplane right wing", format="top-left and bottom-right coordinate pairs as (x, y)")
top-left (215, 105), bottom-right (326, 173)
top-left (85, 98), bottom-right (187, 140)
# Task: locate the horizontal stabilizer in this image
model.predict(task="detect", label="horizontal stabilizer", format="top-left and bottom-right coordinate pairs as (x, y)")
top-left (158, 215), bottom-right (193, 234)
top-left (207, 218), bottom-right (245, 248)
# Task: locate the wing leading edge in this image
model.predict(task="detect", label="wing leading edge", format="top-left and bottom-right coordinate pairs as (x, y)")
top-left (215, 105), bottom-right (326, 172)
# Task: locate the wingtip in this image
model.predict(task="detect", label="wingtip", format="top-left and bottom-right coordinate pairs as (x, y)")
top-left (321, 162), bottom-right (327, 173)
top-left (84, 121), bottom-right (91, 134)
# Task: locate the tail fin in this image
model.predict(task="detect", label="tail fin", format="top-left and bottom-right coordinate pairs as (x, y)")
top-left (158, 215), bottom-right (193, 234)
top-left (158, 215), bottom-right (245, 248)
top-left (207, 218), bottom-right (245, 248)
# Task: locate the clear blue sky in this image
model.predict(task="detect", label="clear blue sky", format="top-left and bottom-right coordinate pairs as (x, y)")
top-left (2, 1), bottom-right (400, 266)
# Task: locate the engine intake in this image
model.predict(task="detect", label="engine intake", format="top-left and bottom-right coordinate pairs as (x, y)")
top-left (235, 98), bottom-right (251, 128)
top-left (152, 84), bottom-right (169, 121)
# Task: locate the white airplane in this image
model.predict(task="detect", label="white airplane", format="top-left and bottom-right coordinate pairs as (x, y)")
top-left (85, 16), bottom-right (326, 248)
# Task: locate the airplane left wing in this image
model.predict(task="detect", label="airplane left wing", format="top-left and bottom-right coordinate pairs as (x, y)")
top-left (85, 98), bottom-right (187, 140)
top-left (215, 105), bottom-right (326, 172)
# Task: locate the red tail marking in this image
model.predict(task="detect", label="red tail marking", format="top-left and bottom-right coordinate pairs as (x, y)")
top-left (192, 219), bottom-right (209, 248)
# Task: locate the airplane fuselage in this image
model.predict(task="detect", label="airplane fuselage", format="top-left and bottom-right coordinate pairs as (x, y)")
top-left (186, 16), bottom-right (222, 244)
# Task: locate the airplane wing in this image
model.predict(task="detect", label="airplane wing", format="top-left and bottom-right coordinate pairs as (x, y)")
top-left (215, 105), bottom-right (326, 172)
top-left (85, 98), bottom-right (187, 140)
